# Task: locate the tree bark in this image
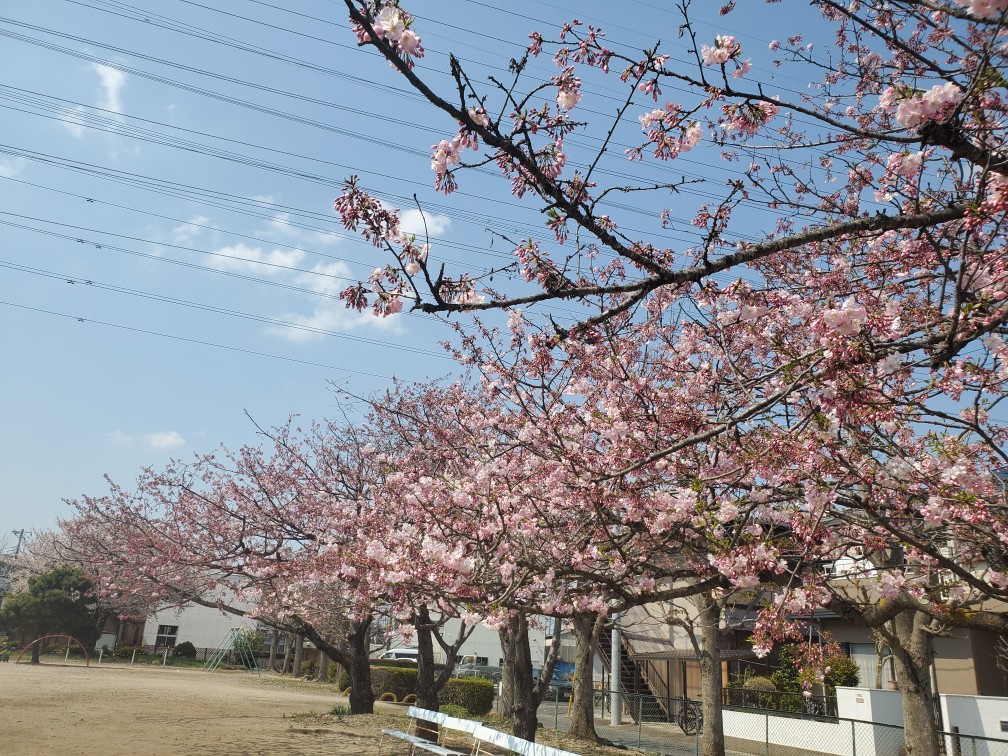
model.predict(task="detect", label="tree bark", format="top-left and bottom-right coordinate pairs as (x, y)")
top-left (695, 592), bottom-right (725, 756)
top-left (889, 610), bottom-right (940, 756)
top-left (292, 633), bottom-right (304, 677)
top-left (268, 627), bottom-right (279, 672)
top-left (345, 619), bottom-right (376, 715)
top-left (296, 616), bottom-right (375, 714)
top-left (500, 613), bottom-right (539, 741)
top-left (318, 653), bottom-right (329, 683)
top-left (31, 642), bottom-right (40, 664)
top-left (498, 627), bottom-right (515, 720)
top-left (415, 604), bottom-right (440, 740)
top-left (567, 614), bottom-right (599, 740)
top-left (281, 632), bottom-right (292, 675)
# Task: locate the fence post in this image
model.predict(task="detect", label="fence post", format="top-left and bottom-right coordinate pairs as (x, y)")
top-left (555, 689), bottom-right (559, 730)
top-left (765, 712), bottom-right (769, 756)
top-left (162, 647), bottom-right (168, 666)
top-left (65, 640), bottom-right (71, 662)
top-left (131, 648), bottom-right (137, 665)
top-left (972, 735), bottom-right (977, 756)
top-left (638, 695), bottom-right (643, 749)
top-left (97, 648), bottom-right (102, 664)
top-left (851, 719), bottom-right (856, 756)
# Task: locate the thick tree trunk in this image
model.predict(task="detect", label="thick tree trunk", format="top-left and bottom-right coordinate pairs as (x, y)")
top-left (31, 643), bottom-right (40, 664)
top-left (318, 653), bottom-right (329, 683)
top-left (346, 619), bottom-right (376, 715)
top-left (292, 634), bottom-right (304, 677)
top-left (296, 616), bottom-right (374, 714)
top-left (695, 593), bottom-right (725, 756)
top-left (414, 606), bottom-right (440, 741)
top-left (498, 627), bottom-right (515, 719)
top-left (890, 610), bottom-right (940, 756)
top-left (567, 614), bottom-right (599, 740)
top-left (268, 628), bottom-right (279, 672)
top-left (501, 613), bottom-right (539, 741)
top-left (281, 632), bottom-right (292, 675)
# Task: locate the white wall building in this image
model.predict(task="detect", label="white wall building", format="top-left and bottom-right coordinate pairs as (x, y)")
top-left (143, 602), bottom-right (257, 649)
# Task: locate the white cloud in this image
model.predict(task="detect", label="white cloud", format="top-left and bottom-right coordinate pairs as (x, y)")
top-left (91, 63), bottom-right (126, 113)
top-left (171, 215), bottom-right (211, 245)
top-left (143, 431), bottom-right (186, 450)
top-left (269, 302), bottom-right (402, 343)
top-left (207, 243), bottom-right (305, 274)
top-left (108, 430), bottom-right (186, 449)
top-left (292, 261), bottom-right (352, 296)
top-left (61, 106), bottom-right (87, 138)
top-left (398, 209), bottom-right (451, 238)
top-left (108, 430), bottom-right (134, 445)
top-left (0, 159), bottom-right (22, 178)
top-left (269, 261), bottom-right (402, 342)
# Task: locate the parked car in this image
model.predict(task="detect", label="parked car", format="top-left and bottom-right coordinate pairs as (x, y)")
top-left (374, 648), bottom-right (419, 663)
top-left (545, 670), bottom-right (573, 701)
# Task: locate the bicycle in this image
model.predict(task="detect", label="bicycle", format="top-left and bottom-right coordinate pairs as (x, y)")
top-left (677, 699), bottom-right (703, 735)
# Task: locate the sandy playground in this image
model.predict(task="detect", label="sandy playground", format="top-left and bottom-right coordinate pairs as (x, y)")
top-left (0, 660), bottom-right (395, 755)
top-left (0, 660), bottom-right (632, 755)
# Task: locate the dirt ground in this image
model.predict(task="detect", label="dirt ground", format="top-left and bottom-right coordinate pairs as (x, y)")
top-left (0, 660), bottom-right (632, 755)
top-left (0, 660), bottom-right (394, 755)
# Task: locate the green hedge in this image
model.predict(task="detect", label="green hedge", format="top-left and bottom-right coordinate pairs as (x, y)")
top-left (335, 661), bottom-right (494, 714)
top-left (440, 678), bottom-right (495, 715)
top-left (338, 665), bottom-right (419, 700)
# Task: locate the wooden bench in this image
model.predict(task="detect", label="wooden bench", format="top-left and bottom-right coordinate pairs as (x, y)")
top-left (379, 706), bottom-right (483, 755)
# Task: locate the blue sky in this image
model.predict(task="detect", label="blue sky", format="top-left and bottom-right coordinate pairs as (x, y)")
top-left (1, 0), bottom-right (821, 533)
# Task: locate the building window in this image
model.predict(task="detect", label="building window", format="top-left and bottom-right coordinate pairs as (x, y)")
top-left (155, 625), bottom-right (178, 648)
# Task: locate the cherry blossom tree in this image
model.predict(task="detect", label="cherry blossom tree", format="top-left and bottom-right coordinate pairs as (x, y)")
top-left (63, 418), bottom-right (394, 713)
top-left (334, 4), bottom-right (1008, 752)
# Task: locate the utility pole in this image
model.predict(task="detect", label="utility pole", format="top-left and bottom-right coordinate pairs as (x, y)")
top-left (11, 529), bottom-right (25, 557)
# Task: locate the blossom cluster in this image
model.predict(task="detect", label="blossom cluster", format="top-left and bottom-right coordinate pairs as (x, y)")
top-left (633, 105), bottom-right (703, 161)
top-left (367, 4), bottom-right (424, 67)
top-left (880, 82), bottom-right (963, 129)
top-left (954, 0), bottom-right (1008, 18)
top-left (700, 34), bottom-right (751, 77)
top-left (555, 67), bottom-right (583, 111)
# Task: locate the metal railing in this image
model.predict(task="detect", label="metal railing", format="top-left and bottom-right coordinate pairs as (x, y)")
top-left (532, 689), bottom-right (1008, 756)
top-left (722, 686), bottom-right (838, 717)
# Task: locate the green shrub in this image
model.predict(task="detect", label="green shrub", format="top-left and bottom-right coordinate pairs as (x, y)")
top-left (173, 641), bottom-right (197, 659)
top-left (299, 661), bottom-right (318, 679)
top-left (743, 676), bottom-right (777, 692)
top-left (439, 704), bottom-right (471, 718)
top-left (372, 666), bottom-right (419, 699)
top-left (737, 675), bottom-right (779, 710)
top-left (824, 654), bottom-right (860, 693)
top-left (113, 644), bottom-right (148, 660)
top-left (338, 665), bottom-right (420, 699)
top-left (441, 677), bottom-right (494, 716)
top-left (770, 646), bottom-right (801, 693)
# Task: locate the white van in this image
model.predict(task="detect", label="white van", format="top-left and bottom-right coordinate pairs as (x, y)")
top-left (376, 648), bottom-right (420, 663)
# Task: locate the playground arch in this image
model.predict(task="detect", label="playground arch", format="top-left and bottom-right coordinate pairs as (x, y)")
top-left (16, 634), bottom-right (91, 666)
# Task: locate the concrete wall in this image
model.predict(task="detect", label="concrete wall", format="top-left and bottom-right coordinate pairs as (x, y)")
top-left (143, 603), bottom-right (257, 649)
top-left (941, 693), bottom-right (1008, 748)
top-left (836, 686), bottom-right (904, 727)
top-left (722, 708), bottom-right (905, 756)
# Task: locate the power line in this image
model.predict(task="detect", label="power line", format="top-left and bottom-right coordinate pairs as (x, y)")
top-left (0, 259), bottom-right (451, 358)
top-left (0, 300), bottom-right (413, 381)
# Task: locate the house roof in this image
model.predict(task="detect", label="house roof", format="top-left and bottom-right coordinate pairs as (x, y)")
top-left (629, 648), bottom-right (759, 661)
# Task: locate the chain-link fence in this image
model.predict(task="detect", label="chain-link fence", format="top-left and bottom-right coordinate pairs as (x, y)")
top-left (531, 689), bottom-right (1008, 756)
